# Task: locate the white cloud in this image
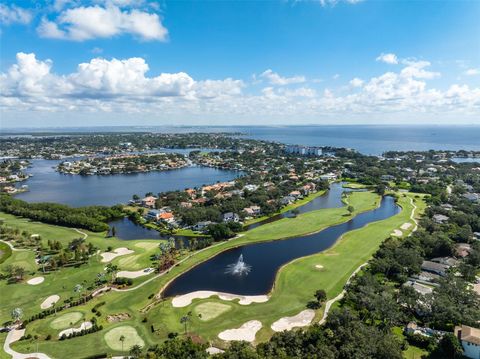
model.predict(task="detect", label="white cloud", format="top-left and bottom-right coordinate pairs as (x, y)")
top-left (465, 68), bottom-right (480, 76)
top-left (37, 4), bottom-right (167, 41)
top-left (260, 69), bottom-right (306, 85)
top-left (1, 53), bottom-right (479, 124)
top-left (0, 4), bottom-right (32, 25)
top-left (317, 0), bottom-right (363, 6)
top-left (376, 53), bottom-right (399, 65)
top-left (349, 77), bottom-right (363, 87)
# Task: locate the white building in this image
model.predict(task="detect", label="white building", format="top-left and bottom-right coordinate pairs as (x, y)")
top-left (455, 325), bottom-right (480, 359)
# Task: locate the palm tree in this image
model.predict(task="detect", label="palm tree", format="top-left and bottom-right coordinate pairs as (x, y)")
top-left (129, 344), bottom-right (142, 358)
top-left (73, 284), bottom-right (83, 302)
top-left (105, 263), bottom-right (118, 283)
top-left (119, 335), bottom-right (125, 351)
top-left (180, 311), bottom-right (192, 335)
top-left (11, 307), bottom-right (23, 323)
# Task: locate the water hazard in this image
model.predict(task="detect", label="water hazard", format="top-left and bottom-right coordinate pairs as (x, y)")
top-left (163, 195), bottom-right (400, 296)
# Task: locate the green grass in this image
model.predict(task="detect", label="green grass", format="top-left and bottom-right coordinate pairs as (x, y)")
top-left (0, 242), bottom-right (12, 264)
top-left (194, 302), bottom-right (232, 321)
top-left (104, 325), bottom-right (145, 351)
top-left (49, 312), bottom-right (83, 330)
top-left (3, 191), bottom-right (427, 358)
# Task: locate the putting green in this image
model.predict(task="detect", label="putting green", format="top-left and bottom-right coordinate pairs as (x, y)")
top-left (194, 302), bottom-right (232, 321)
top-left (50, 312), bottom-right (83, 329)
top-left (104, 325), bottom-right (145, 351)
top-left (134, 242), bottom-right (159, 250)
top-left (116, 254), bottom-right (143, 270)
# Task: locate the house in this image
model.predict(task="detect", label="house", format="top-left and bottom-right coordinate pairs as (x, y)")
top-left (319, 172), bottom-right (337, 181)
top-left (145, 209), bottom-right (164, 221)
top-left (380, 174), bottom-right (395, 181)
top-left (243, 206), bottom-right (261, 217)
top-left (280, 196), bottom-right (296, 205)
top-left (141, 196), bottom-right (157, 208)
top-left (455, 325), bottom-right (480, 359)
top-left (404, 280), bottom-right (433, 295)
top-left (463, 193), bottom-right (480, 202)
top-left (456, 243), bottom-right (472, 258)
top-left (179, 202), bottom-right (192, 209)
top-left (222, 212), bottom-right (240, 223)
top-left (289, 190), bottom-right (302, 199)
top-left (433, 214), bottom-right (449, 224)
top-left (431, 257), bottom-right (459, 267)
top-left (243, 184), bottom-right (259, 192)
top-left (421, 260), bottom-right (450, 276)
top-left (192, 221), bottom-right (213, 232)
top-left (159, 212), bottom-right (175, 223)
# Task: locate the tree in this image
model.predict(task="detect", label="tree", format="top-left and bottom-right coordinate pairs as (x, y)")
top-left (347, 205), bottom-right (355, 215)
top-left (11, 307), bottom-right (23, 323)
top-left (111, 226), bottom-right (116, 237)
top-left (314, 289), bottom-right (327, 304)
top-left (105, 263), bottom-right (119, 283)
top-left (119, 335), bottom-right (125, 351)
top-left (129, 344), bottom-right (142, 358)
top-left (429, 334), bottom-right (464, 358)
top-left (180, 311), bottom-right (192, 335)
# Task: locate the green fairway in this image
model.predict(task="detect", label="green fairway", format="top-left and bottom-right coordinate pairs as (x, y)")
top-left (195, 302), bottom-right (232, 321)
top-left (50, 312), bottom-right (83, 330)
top-left (0, 242), bottom-right (12, 264)
top-left (3, 191), bottom-right (427, 358)
top-left (104, 325), bottom-right (145, 351)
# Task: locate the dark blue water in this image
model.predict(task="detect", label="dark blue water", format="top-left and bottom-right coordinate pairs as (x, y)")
top-left (451, 157), bottom-right (480, 164)
top-left (108, 217), bottom-right (162, 240)
top-left (15, 160), bottom-right (242, 207)
top-left (237, 126), bottom-right (480, 155)
top-left (245, 182), bottom-right (352, 230)
top-left (5, 125), bottom-right (480, 155)
top-left (163, 196), bottom-right (400, 296)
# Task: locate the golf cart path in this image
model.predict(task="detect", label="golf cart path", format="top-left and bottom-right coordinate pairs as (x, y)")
top-left (4, 327), bottom-right (52, 359)
top-left (319, 196), bottom-right (419, 325)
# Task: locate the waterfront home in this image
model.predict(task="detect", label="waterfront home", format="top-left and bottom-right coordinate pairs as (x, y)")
top-left (141, 196), bottom-right (157, 208)
top-left (146, 209), bottom-right (164, 221)
top-left (193, 221), bottom-right (213, 232)
top-left (455, 325), bottom-right (480, 359)
top-left (319, 172), bottom-right (337, 181)
top-left (159, 212), bottom-right (175, 224)
top-left (243, 206), bottom-right (261, 217)
top-left (222, 212), bottom-right (240, 223)
top-left (289, 190), bottom-right (302, 199)
top-left (281, 195), bottom-right (296, 205)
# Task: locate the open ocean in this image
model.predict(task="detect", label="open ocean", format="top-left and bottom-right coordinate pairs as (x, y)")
top-left (3, 125), bottom-right (480, 155)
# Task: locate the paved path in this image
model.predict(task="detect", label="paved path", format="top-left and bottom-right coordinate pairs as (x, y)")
top-left (319, 195), bottom-right (420, 325)
top-left (3, 327), bottom-right (52, 359)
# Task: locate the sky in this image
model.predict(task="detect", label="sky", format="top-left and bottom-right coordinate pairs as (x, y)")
top-left (0, 0), bottom-right (479, 128)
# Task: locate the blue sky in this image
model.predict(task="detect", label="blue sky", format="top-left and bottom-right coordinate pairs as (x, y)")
top-left (0, 0), bottom-right (479, 127)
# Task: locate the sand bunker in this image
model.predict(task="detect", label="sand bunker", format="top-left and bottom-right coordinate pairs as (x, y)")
top-left (391, 229), bottom-right (402, 237)
top-left (40, 295), bottom-right (60, 309)
top-left (206, 347), bottom-right (225, 354)
top-left (27, 276), bottom-right (44, 285)
top-left (58, 321), bottom-right (92, 338)
top-left (271, 309), bottom-right (315, 332)
top-left (171, 290), bottom-right (269, 308)
top-left (218, 320), bottom-right (262, 342)
top-left (117, 268), bottom-right (154, 279)
top-left (100, 247), bottom-right (134, 263)
top-left (401, 222), bottom-right (413, 230)
top-left (315, 264), bottom-right (324, 269)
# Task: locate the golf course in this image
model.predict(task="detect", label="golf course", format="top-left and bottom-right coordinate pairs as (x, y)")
top-left (1, 190), bottom-right (426, 358)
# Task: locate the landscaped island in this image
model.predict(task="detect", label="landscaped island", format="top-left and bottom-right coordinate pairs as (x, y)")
top-left (57, 153), bottom-right (188, 176)
top-left (0, 132), bottom-right (479, 359)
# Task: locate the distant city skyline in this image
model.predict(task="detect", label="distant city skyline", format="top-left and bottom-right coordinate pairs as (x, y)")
top-left (1, 0), bottom-right (479, 127)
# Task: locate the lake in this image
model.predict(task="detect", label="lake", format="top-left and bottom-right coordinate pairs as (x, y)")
top-left (15, 159), bottom-right (242, 207)
top-left (163, 193), bottom-right (400, 296)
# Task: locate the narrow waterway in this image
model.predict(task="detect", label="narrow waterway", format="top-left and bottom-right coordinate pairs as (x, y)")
top-left (163, 195), bottom-right (400, 296)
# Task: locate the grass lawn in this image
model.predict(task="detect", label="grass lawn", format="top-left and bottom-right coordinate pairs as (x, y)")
top-left (3, 191), bottom-right (427, 358)
top-left (104, 325), bottom-right (145, 351)
top-left (194, 302), bottom-right (232, 321)
top-left (0, 241), bottom-right (12, 264)
top-left (50, 312), bottom-right (83, 330)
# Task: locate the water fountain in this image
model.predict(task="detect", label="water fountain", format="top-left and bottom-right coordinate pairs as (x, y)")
top-left (225, 254), bottom-right (252, 276)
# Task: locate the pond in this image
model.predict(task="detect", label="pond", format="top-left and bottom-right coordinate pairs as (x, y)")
top-left (15, 159), bottom-right (242, 207)
top-left (163, 195), bottom-right (400, 296)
